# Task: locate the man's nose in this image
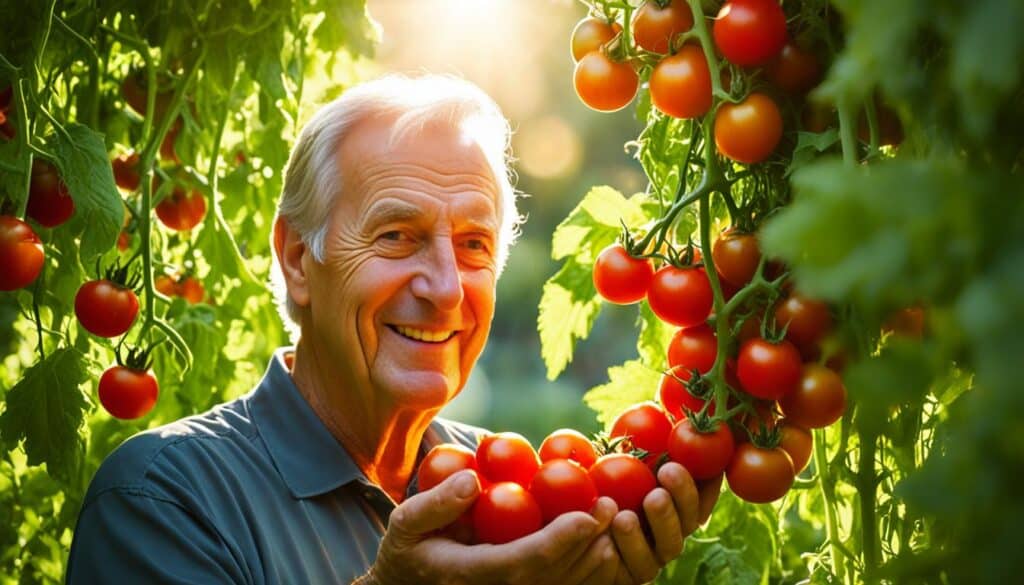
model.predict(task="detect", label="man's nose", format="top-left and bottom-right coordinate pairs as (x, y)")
top-left (410, 237), bottom-right (464, 310)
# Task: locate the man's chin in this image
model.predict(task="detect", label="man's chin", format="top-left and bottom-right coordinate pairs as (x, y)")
top-left (373, 370), bottom-right (460, 410)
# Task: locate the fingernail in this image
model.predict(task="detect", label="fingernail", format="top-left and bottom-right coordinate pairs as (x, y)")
top-left (454, 471), bottom-right (477, 498)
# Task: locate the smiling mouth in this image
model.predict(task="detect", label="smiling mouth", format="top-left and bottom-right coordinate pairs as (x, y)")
top-left (388, 325), bottom-right (459, 343)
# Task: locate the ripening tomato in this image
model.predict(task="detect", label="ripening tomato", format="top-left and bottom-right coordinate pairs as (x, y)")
top-left (529, 459), bottom-right (598, 523)
top-left (726, 442), bottom-right (795, 503)
top-left (610, 402), bottom-right (673, 468)
top-left (98, 364), bottom-right (159, 419)
top-left (75, 280), bottom-right (140, 338)
top-left (0, 215), bottom-right (45, 291)
top-left (589, 453), bottom-right (657, 513)
top-left (574, 51), bottom-right (639, 113)
top-left (649, 44), bottom-right (712, 119)
top-left (667, 418), bottom-right (734, 480)
top-left (659, 365), bottom-right (715, 421)
top-left (766, 43), bottom-right (821, 94)
top-left (473, 482), bottom-right (543, 544)
top-left (737, 337), bottom-right (802, 400)
top-left (179, 276), bottom-right (205, 304)
top-left (417, 444), bottom-right (479, 492)
top-left (27, 160), bottom-right (75, 228)
top-left (570, 18), bottom-right (619, 62)
top-left (156, 188), bottom-right (207, 231)
top-left (779, 364), bottom-right (846, 429)
top-left (647, 265), bottom-right (713, 328)
top-left (593, 244), bottom-right (654, 304)
top-left (712, 230), bottom-right (761, 287)
top-left (112, 152), bottom-right (141, 191)
top-left (476, 432), bottom-right (540, 487)
top-left (778, 422), bottom-right (812, 473)
top-left (713, 0), bottom-right (787, 67)
top-left (539, 429), bottom-right (598, 469)
top-left (714, 93), bottom-right (783, 164)
top-left (774, 294), bottom-right (832, 350)
top-left (632, 0), bottom-right (694, 54)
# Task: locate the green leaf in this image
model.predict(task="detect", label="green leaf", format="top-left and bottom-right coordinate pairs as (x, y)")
top-left (538, 257), bottom-right (602, 381)
top-left (196, 214), bottom-right (258, 284)
top-left (551, 186), bottom-right (647, 261)
top-left (309, 0), bottom-right (379, 58)
top-left (637, 303), bottom-right (673, 373)
top-left (583, 359), bottom-right (662, 428)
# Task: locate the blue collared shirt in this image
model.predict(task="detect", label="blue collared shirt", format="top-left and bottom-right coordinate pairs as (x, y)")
top-left (65, 349), bottom-right (487, 584)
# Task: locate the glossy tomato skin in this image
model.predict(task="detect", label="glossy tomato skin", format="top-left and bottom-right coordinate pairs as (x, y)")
top-left (98, 365), bottom-right (159, 419)
top-left (659, 366), bottom-right (715, 421)
top-left (774, 294), bottom-right (832, 350)
top-left (156, 188), bottom-right (207, 231)
top-left (647, 265), bottom-right (713, 328)
top-left (649, 44), bottom-right (713, 119)
top-left (667, 419), bottom-right (734, 480)
top-left (610, 402), bottom-right (673, 468)
top-left (593, 244), bottom-right (654, 304)
top-left (632, 0), bottom-right (694, 54)
top-left (726, 443), bottom-right (795, 503)
top-left (473, 482), bottom-right (543, 544)
top-left (539, 429), bottom-right (598, 469)
top-left (589, 453), bottom-right (657, 514)
top-left (766, 43), bottom-right (821, 94)
top-left (574, 52), bottom-right (639, 113)
top-left (713, 0), bottom-right (787, 67)
top-left (570, 18), bottom-right (619, 62)
top-left (27, 160), bottom-right (75, 228)
top-left (715, 93), bottom-right (783, 164)
top-left (417, 444), bottom-right (478, 492)
top-left (778, 422), bottom-right (812, 473)
top-left (779, 364), bottom-right (846, 429)
top-left (112, 152), bottom-right (141, 191)
top-left (75, 280), bottom-right (140, 338)
top-left (737, 338), bottom-right (802, 400)
top-left (529, 459), bottom-right (598, 523)
top-left (476, 432), bottom-right (540, 488)
top-left (0, 216), bottom-right (45, 291)
top-left (667, 323), bottom-right (717, 372)
top-left (712, 230), bottom-right (761, 287)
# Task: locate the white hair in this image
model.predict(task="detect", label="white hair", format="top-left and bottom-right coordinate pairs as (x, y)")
top-left (270, 74), bottom-right (524, 341)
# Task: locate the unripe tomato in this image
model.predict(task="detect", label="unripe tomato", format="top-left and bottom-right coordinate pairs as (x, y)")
top-left (714, 93), bottom-right (783, 164)
top-left (574, 52), bottom-right (639, 113)
top-left (98, 365), bottom-right (159, 420)
top-left (0, 215), bottom-right (45, 291)
top-left (593, 244), bottom-right (654, 304)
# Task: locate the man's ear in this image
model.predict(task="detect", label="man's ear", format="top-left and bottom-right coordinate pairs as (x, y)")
top-left (273, 215), bottom-right (311, 308)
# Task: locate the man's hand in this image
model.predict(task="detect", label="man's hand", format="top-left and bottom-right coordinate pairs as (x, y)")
top-left (609, 462), bottom-right (723, 585)
top-left (367, 471), bottom-right (622, 585)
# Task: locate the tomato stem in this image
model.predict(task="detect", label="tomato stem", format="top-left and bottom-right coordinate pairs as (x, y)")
top-left (837, 98), bottom-right (859, 167)
top-left (814, 426), bottom-right (849, 583)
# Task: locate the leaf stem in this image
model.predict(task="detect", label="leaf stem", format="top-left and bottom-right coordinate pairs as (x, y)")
top-left (814, 426), bottom-right (849, 583)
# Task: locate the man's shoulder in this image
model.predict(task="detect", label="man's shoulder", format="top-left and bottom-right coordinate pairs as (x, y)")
top-left (429, 416), bottom-right (491, 449)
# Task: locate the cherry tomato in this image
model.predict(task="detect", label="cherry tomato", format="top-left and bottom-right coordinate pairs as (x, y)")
top-left (632, 0), bottom-right (694, 54)
top-left (589, 453), bottom-right (657, 513)
top-left (610, 402), bottom-right (673, 468)
top-left (774, 294), bottom-right (832, 350)
top-left (574, 51), bottom-right (639, 113)
top-left (778, 422), bottom-right (812, 473)
top-left (779, 364), bottom-right (846, 429)
top-left (155, 274), bottom-right (179, 297)
top-left (667, 323), bottom-right (717, 372)
top-left (647, 265), bottom-right (713, 328)
top-left (539, 429), bottom-right (598, 469)
top-left (713, 0), bottom-right (787, 67)
top-left (476, 432), bottom-right (540, 487)
top-left (179, 276), bottom-right (205, 304)
top-left (649, 44), bottom-right (713, 119)
top-left (726, 443), bottom-right (795, 503)
top-left (417, 443), bottom-right (478, 492)
top-left (27, 160), bottom-right (75, 228)
top-left (593, 244), bottom-right (654, 304)
top-left (667, 419), bottom-right (734, 480)
top-left (121, 72), bottom-right (173, 118)
top-left (737, 337), bottom-right (802, 400)
top-left (117, 231), bottom-right (132, 252)
top-left (529, 459), bottom-right (598, 524)
top-left (734, 400), bottom-right (778, 444)
top-left (75, 280), bottom-right (140, 338)
top-left (883, 306), bottom-right (926, 338)
top-left (714, 93), bottom-right (783, 164)
top-left (473, 482), bottom-right (543, 544)
top-left (161, 117), bottom-right (183, 162)
top-left (98, 364), bottom-right (159, 420)
top-left (659, 365), bottom-right (715, 421)
top-left (570, 18), bottom-right (619, 62)
top-left (0, 215), bottom-right (45, 291)
top-left (112, 152), bottom-right (141, 191)
top-left (156, 188), bottom-right (207, 231)
top-left (712, 230), bottom-right (761, 287)
top-left (766, 43), bottom-right (821, 94)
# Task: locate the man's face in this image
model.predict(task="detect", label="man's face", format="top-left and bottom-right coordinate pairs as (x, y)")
top-left (301, 115), bottom-right (501, 412)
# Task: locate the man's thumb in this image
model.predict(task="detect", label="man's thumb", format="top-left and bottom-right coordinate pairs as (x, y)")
top-left (389, 470), bottom-right (480, 542)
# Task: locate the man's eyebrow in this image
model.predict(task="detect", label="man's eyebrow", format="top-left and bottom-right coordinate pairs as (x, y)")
top-left (362, 200), bottom-right (424, 228)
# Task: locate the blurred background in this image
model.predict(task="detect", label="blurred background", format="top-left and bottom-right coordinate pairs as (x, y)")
top-left (366, 0), bottom-right (644, 443)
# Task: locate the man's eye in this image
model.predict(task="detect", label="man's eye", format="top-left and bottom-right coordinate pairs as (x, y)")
top-left (380, 231), bottom-right (404, 241)
top-left (465, 239), bottom-right (485, 251)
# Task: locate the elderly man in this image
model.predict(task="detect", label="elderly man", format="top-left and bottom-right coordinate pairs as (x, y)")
top-left (66, 75), bottom-right (720, 584)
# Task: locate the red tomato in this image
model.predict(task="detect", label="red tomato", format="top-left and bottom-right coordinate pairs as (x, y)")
top-left (473, 482), bottom-right (543, 544)
top-left (476, 432), bottom-right (540, 487)
top-left (27, 160), bottom-right (75, 228)
top-left (632, 0), bottom-right (694, 54)
top-left (778, 422), bottom-right (812, 473)
top-left (98, 364), bottom-right (159, 420)
top-left (593, 244), bottom-right (654, 304)
top-left (713, 0), bottom-right (787, 67)
top-left (712, 230), bottom-right (761, 287)
top-left (589, 453), bottom-right (657, 513)
top-left (714, 93), bottom-right (783, 164)
top-left (529, 459), bottom-right (598, 523)
top-left (156, 188), bottom-right (207, 231)
top-left (610, 402), bottom-right (673, 468)
top-left (766, 43), bottom-right (821, 94)
top-left (774, 294), bottom-right (832, 350)
top-left (779, 364), bottom-right (846, 429)
top-left (883, 306), bottom-right (926, 338)
top-left (649, 44), bottom-right (713, 119)
top-left (0, 215), bottom-right (45, 291)
top-left (726, 443), bottom-right (795, 503)
top-left (117, 231), bottom-right (132, 252)
top-left (161, 117), bottom-right (183, 162)
top-left (659, 366), bottom-right (715, 421)
top-left (75, 280), bottom-right (140, 338)
top-left (574, 51), bottom-right (639, 113)
top-left (737, 337), bottom-right (802, 400)
top-left (570, 18), bottom-right (619, 62)
top-left (179, 276), bottom-right (205, 304)
top-left (538, 429), bottom-right (598, 469)
top-left (667, 419), bottom-right (734, 480)
top-left (121, 72), bottom-right (173, 118)
top-left (155, 274), bottom-right (179, 297)
top-left (667, 323), bottom-right (717, 372)
top-left (647, 265), bottom-right (713, 328)
top-left (417, 444), bottom-right (478, 492)
top-left (112, 152), bottom-right (141, 191)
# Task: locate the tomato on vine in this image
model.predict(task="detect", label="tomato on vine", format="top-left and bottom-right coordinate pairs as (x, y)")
top-left (588, 453), bottom-right (656, 513)
top-left (774, 294), bottom-right (832, 350)
top-left (156, 187), bottom-right (207, 231)
top-left (539, 428), bottom-right (598, 469)
top-left (659, 366), bottom-right (715, 421)
top-left (610, 401), bottom-right (673, 469)
top-left (75, 266), bottom-right (141, 338)
top-left (726, 442), bottom-right (795, 503)
top-left (0, 215), bottom-right (45, 291)
top-left (473, 482), bottom-right (543, 544)
top-left (529, 459), bottom-right (598, 523)
top-left (766, 43), bottom-right (821, 95)
top-left (668, 417), bottom-right (734, 480)
top-left (27, 160), bottom-right (75, 228)
top-left (632, 0), bottom-right (694, 54)
top-left (667, 323), bottom-right (717, 373)
top-left (476, 432), bottom-right (540, 488)
top-left (570, 17), bottom-right (619, 62)
top-left (712, 229), bottom-right (761, 287)
top-left (647, 265), bottom-right (713, 328)
top-left (593, 243), bottom-right (653, 304)
top-left (649, 44), bottom-right (712, 119)
top-left (778, 422), bottom-right (812, 473)
top-left (713, 0), bottom-right (788, 67)
top-left (573, 51), bottom-right (639, 113)
top-left (112, 151), bottom-right (141, 191)
top-left (779, 364), bottom-right (846, 429)
top-left (98, 347), bottom-right (159, 420)
top-left (714, 93), bottom-right (783, 164)
top-left (737, 337), bottom-right (802, 400)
